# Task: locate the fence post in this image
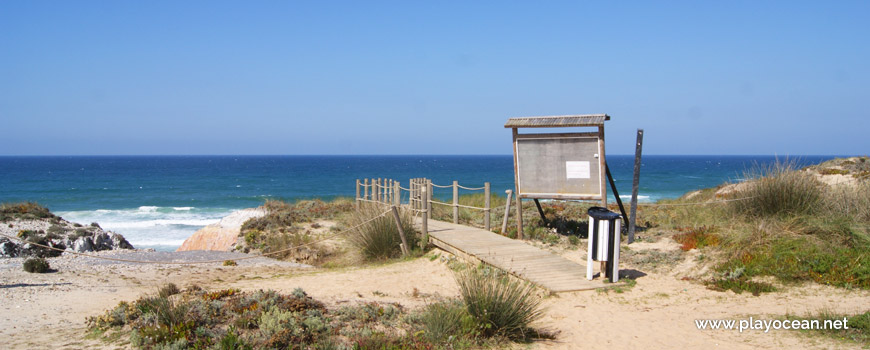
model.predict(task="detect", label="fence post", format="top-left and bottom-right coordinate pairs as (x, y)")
top-left (393, 181), bottom-right (400, 206)
top-left (421, 185), bottom-right (428, 249)
top-left (427, 180), bottom-right (433, 220)
top-left (355, 179), bottom-right (360, 210)
top-left (412, 178), bottom-right (417, 210)
top-left (363, 179), bottom-right (369, 201)
top-left (453, 180), bottom-right (459, 224)
top-left (371, 178), bottom-right (376, 201)
top-left (502, 190), bottom-right (512, 234)
top-left (484, 182), bottom-right (491, 231)
top-left (391, 205), bottom-right (410, 256)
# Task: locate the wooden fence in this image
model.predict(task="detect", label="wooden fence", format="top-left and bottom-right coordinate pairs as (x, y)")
top-left (355, 178), bottom-right (496, 239)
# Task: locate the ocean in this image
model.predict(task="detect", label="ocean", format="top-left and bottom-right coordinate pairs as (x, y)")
top-left (0, 155), bottom-right (845, 251)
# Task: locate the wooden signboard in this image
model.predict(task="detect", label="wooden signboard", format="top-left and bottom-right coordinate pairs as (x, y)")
top-left (514, 132), bottom-right (604, 200)
top-left (505, 114), bottom-right (611, 239)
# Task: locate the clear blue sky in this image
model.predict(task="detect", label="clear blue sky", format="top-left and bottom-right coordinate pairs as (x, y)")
top-left (1, 1), bottom-right (867, 155)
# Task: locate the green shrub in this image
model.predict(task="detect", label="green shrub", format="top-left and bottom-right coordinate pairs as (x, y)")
top-left (418, 299), bottom-right (475, 342)
top-left (455, 268), bottom-right (543, 339)
top-left (215, 328), bottom-right (253, 350)
top-left (23, 257), bottom-right (50, 273)
top-left (223, 260), bottom-right (238, 266)
top-left (346, 204), bottom-right (419, 260)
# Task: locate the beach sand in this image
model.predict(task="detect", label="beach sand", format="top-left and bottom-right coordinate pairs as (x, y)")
top-left (1, 237), bottom-right (868, 349)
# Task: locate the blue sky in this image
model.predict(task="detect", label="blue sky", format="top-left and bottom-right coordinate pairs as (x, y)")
top-left (1, 1), bottom-right (867, 155)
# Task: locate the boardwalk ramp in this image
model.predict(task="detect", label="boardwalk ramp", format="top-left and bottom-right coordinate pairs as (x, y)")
top-left (424, 219), bottom-right (618, 293)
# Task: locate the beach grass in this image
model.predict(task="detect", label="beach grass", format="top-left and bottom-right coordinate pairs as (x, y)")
top-left (345, 203), bottom-right (419, 261)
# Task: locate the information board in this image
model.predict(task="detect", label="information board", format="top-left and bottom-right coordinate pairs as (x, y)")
top-left (514, 134), bottom-right (603, 200)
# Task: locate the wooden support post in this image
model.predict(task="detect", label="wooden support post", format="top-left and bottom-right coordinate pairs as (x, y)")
top-left (379, 178), bottom-right (384, 203)
top-left (421, 185), bottom-right (428, 249)
top-left (515, 192), bottom-right (524, 239)
top-left (484, 182), bottom-right (491, 231)
top-left (598, 125), bottom-right (608, 207)
top-left (534, 199), bottom-right (548, 226)
top-left (363, 179), bottom-right (369, 201)
top-left (606, 165), bottom-right (629, 228)
top-left (502, 189), bottom-right (513, 234)
top-left (391, 205), bottom-right (410, 256)
top-left (355, 179), bottom-right (360, 210)
top-left (393, 181), bottom-right (400, 206)
top-left (452, 180), bottom-right (459, 224)
top-left (629, 129), bottom-right (644, 244)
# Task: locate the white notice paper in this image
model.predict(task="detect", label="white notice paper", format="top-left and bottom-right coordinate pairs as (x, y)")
top-left (566, 161), bottom-right (591, 179)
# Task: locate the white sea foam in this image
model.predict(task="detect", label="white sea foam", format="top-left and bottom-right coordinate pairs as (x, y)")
top-left (619, 195), bottom-right (653, 203)
top-left (56, 206), bottom-right (235, 250)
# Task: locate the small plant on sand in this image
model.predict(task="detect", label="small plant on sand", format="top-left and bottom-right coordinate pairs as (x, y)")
top-left (346, 203), bottom-right (418, 260)
top-left (157, 283), bottom-right (181, 298)
top-left (22, 257), bottom-right (50, 273)
top-left (418, 299), bottom-right (477, 343)
top-left (455, 268), bottom-right (543, 339)
top-left (223, 259), bottom-right (238, 266)
top-left (672, 226), bottom-right (720, 251)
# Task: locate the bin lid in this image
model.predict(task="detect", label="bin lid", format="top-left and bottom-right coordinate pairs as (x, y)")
top-left (587, 206), bottom-right (621, 220)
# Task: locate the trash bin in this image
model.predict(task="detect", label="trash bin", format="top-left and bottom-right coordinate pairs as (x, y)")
top-left (586, 207), bottom-right (622, 282)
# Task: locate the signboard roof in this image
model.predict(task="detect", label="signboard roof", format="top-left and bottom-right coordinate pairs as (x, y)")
top-left (504, 114), bottom-right (610, 128)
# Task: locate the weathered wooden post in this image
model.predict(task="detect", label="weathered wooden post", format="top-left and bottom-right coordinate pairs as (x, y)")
top-left (393, 181), bottom-right (399, 206)
top-left (452, 180), bottom-right (459, 224)
top-left (502, 189), bottom-right (513, 234)
top-left (371, 178), bottom-right (376, 201)
top-left (412, 178), bottom-right (418, 210)
top-left (379, 178), bottom-right (384, 203)
top-left (629, 129), bottom-right (644, 244)
top-left (363, 179), bottom-right (369, 201)
top-left (515, 191), bottom-right (524, 239)
top-left (391, 205), bottom-right (410, 256)
top-left (427, 180), bottom-right (433, 219)
top-left (355, 179), bottom-right (361, 210)
top-left (484, 182), bottom-right (491, 231)
top-left (421, 185), bottom-right (428, 248)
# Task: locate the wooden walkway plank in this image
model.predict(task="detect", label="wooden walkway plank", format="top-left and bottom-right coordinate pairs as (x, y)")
top-left (422, 218), bottom-right (620, 293)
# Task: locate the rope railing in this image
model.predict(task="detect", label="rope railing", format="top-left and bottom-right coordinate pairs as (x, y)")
top-left (457, 185), bottom-right (486, 191)
top-left (0, 208), bottom-right (394, 265)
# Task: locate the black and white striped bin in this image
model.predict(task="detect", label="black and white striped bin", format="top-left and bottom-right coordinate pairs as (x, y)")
top-left (586, 207), bottom-right (621, 282)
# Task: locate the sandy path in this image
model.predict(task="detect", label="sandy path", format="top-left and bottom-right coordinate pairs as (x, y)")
top-left (1, 247), bottom-right (867, 349)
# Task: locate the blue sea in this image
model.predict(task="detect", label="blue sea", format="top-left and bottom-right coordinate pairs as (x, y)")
top-left (0, 155), bottom-right (845, 251)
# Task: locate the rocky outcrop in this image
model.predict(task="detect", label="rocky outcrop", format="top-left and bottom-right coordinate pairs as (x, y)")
top-left (0, 220), bottom-right (133, 258)
top-left (176, 208), bottom-right (266, 251)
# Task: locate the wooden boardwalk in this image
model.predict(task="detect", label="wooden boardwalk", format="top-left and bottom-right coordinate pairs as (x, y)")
top-left (423, 218), bottom-right (617, 293)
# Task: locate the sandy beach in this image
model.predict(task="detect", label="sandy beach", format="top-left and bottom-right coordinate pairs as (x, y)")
top-left (2, 232), bottom-right (867, 349)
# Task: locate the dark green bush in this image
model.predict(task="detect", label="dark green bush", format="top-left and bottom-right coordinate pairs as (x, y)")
top-left (23, 257), bottom-right (50, 273)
